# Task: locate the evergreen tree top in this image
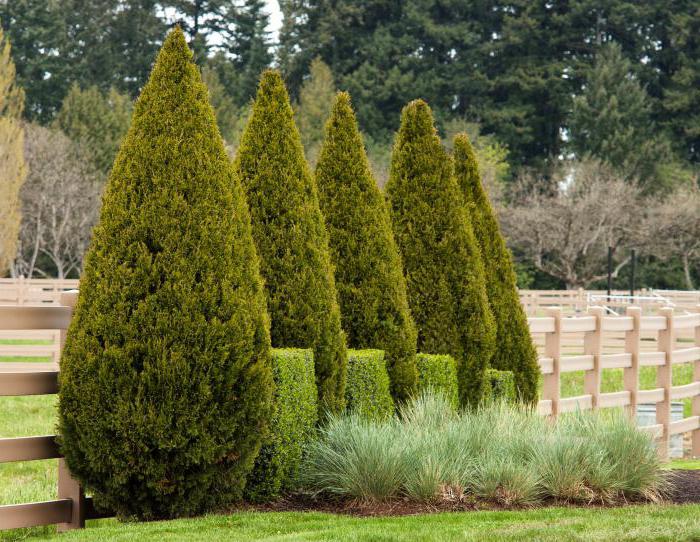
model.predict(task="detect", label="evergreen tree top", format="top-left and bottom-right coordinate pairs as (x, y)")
top-left (397, 99), bottom-right (438, 144)
top-left (453, 132), bottom-right (483, 204)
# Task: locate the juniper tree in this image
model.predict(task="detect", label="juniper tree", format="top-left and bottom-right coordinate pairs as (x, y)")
top-left (58, 28), bottom-right (273, 519)
top-left (386, 100), bottom-right (495, 407)
top-left (235, 69), bottom-right (347, 416)
top-left (453, 133), bottom-right (539, 403)
top-left (316, 92), bottom-right (417, 403)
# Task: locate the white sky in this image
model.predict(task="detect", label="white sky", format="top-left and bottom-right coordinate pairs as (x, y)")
top-left (265, 0), bottom-right (283, 39)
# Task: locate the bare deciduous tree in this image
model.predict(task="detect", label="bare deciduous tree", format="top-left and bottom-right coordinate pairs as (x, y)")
top-left (14, 124), bottom-right (101, 279)
top-left (502, 160), bottom-right (642, 289)
top-left (644, 182), bottom-right (700, 289)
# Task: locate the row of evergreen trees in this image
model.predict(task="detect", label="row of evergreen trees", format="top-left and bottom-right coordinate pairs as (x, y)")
top-left (59, 28), bottom-right (538, 519)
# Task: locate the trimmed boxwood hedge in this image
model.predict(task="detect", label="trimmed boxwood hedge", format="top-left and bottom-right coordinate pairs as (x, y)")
top-left (484, 369), bottom-right (517, 403)
top-left (345, 349), bottom-right (394, 421)
top-left (415, 353), bottom-right (459, 410)
top-left (245, 349), bottom-right (318, 502)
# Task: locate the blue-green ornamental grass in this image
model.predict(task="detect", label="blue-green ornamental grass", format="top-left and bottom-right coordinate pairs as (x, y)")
top-left (300, 392), bottom-right (667, 505)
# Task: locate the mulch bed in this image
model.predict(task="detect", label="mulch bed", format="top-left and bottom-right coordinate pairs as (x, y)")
top-left (235, 470), bottom-right (700, 517)
top-left (667, 469), bottom-right (700, 504)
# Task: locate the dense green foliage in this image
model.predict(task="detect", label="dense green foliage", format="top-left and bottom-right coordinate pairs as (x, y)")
top-left (245, 349), bottom-right (317, 502)
top-left (453, 133), bottom-right (539, 403)
top-left (569, 43), bottom-right (679, 192)
top-left (484, 369), bottom-right (517, 404)
top-left (302, 393), bottom-right (665, 505)
top-left (57, 29), bottom-right (273, 519)
top-left (386, 100), bottom-right (495, 407)
top-left (415, 354), bottom-right (459, 411)
top-left (235, 69), bottom-right (347, 416)
top-left (344, 349), bottom-right (394, 422)
top-left (278, 1), bottom-right (700, 174)
top-left (316, 92), bottom-right (417, 403)
top-left (54, 84), bottom-right (132, 176)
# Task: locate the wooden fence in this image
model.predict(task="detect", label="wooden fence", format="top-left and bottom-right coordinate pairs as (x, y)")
top-left (520, 288), bottom-right (700, 315)
top-left (532, 305), bottom-right (700, 459)
top-left (0, 292), bottom-right (698, 532)
top-left (0, 278), bottom-right (80, 306)
top-left (0, 292), bottom-right (110, 531)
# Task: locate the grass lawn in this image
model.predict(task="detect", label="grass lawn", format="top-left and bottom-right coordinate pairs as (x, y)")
top-left (12, 505), bottom-right (698, 542)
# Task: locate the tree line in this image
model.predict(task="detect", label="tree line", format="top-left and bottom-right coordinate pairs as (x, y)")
top-left (0, 1), bottom-right (698, 287)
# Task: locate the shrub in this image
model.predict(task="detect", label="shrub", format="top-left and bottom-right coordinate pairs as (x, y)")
top-left (386, 100), bottom-right (496, 407)
top-left (245, 349), bottom-right (317, 502)
top-left (300, 392), bottom-right (666, 505)
top-left (316, 92), bottom-right (418, 404)
top-left (453, 133), bottom-right (540, 403)
top-left (415, 354), bottom-right (459, 411)
top-left (234, 69), bottom-right (347, 416)
top-left (58, 28), bottom-right (273, 520)
top-left (484, 369), bottom-right (516, 403)
top-left (345, 349), bottom-right (394, 421)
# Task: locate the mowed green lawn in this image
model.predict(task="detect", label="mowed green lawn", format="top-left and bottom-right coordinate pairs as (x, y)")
top-left (1, 345), bottom-right (699, 541)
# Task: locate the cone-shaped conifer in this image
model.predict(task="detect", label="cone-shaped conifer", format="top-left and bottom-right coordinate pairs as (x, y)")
top-left (453, 133), bottom-right (539, 403)
top-left (235, 70), bottom-right (347, 415)
top-left (58, 28), bottom-right (273, 519)
top-left (386, 100), bottom-right (496, 407)
top-left (315, 92), bottom-right (417, 403)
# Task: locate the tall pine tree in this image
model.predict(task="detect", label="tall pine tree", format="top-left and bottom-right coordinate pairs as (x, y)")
top-left (386, 100), bottom-right (495, 407)
top-left (316, 92), bottom-right (418, 403)
top-left (58, 28), bottom-right (273, 519)
top-left (453, 133), bottom-right (539, 403)
top-left (235, 70), bottom-right (347, 416)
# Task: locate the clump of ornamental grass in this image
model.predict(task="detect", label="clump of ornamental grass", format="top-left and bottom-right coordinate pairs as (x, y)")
top-left (300, 392), bottom-right (667, 507)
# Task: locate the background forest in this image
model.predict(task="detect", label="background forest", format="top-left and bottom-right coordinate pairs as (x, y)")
top-left (1, 0), bottom-right (699, 289)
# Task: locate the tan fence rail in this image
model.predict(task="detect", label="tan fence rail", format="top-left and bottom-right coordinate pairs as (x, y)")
top-left (520, 288), bottom-right (700, 315)
top-left (0, 278), bottom-right (80, 306)
top-left (0, 293), bottom-right (112, 532)
top-left (0, 292), bottom-right (699, 532)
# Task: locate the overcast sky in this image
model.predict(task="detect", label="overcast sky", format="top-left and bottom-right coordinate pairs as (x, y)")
top-left (265, 0), bottom-right (283, 38)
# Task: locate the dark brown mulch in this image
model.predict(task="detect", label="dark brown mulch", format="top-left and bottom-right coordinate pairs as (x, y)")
top-left (667, 470), bottom-right (700, 504)
top-left (233, 472), bottom-right (700, 517)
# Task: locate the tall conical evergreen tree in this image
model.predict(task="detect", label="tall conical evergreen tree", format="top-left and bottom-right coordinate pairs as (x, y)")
top-left (454, 133), bottom-right (539, 403)
top-left (316, 92), bottom-right (417, 403)
top-left (234, 70), bottom-right (347, 415)
top-left (58, 28), bottom-right (273, 519)
top-left (386, 100), bottom-right (496, 407)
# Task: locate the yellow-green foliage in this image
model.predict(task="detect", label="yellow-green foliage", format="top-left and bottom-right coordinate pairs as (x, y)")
top-left (58, 28), bottom-right (273, 520)
top-left (345, 349), bottom-right (395, 421)
top-left (0, 28), bottom-right (25, 276)
top-left (484, 369), bottom-right (517, 403)
top-left (415, 354), bottom-right (459, 410)
top-left (454, 133), bottom-right (539, 403)
top-left (246, 349), bottom-right (318, 502)
top-left (235, 70), bottom-right (347, 416)
top-left (386, 100), bottom-right (496, 407)
top-left (316, 92), bottom-right (417, 403)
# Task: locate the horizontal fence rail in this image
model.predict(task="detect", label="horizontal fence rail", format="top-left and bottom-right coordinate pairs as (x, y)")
top-left (0, 286), bottom-right (698, 532)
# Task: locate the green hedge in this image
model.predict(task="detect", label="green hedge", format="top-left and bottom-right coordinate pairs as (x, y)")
top-left (345, 349), bottom-right (394, 421)
top-left (484, 369), bottom-right (517, 403)
top-left (415, 353), bottom-right (459, 410)
top-left (246, 349), bottom-right (318, 502)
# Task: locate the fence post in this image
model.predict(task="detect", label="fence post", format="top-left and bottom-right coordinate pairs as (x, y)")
top-left (693, 305), bottom-right (700, 458)
top-left (584, 306), bottom-right (604, 410)
top-left (624, 306), bottom-right (642, 420)
top-left (657, 307), bottom-right (674, 460)
top-left (57, 459), bottom-right (85, 531)
top-left (543, 307), bottom-right (562, 418)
